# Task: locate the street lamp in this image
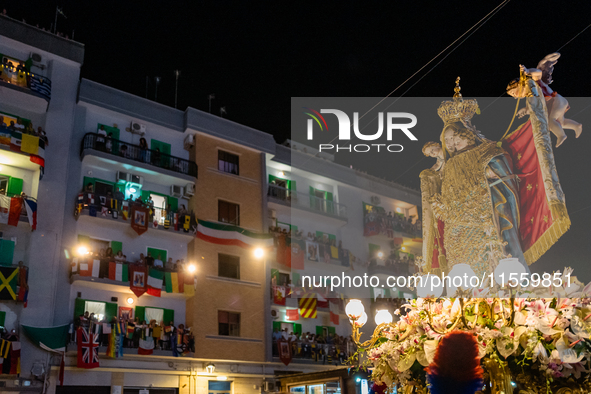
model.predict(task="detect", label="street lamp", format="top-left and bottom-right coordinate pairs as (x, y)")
top-left (205, 363), bottom-right (215, 374)
top-left (254, 247), bottom-right (265, 259)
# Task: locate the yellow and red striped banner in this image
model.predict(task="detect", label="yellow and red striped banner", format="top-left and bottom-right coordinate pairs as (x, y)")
top-left (299, 294), bottom-right (317, 318)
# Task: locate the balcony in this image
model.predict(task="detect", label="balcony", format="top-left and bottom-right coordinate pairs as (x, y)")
top-left (0, 63), bottom-right (51, 112)
top-left (268, 184), bottom-right (347, 222)
top-left (70, 260), bottom-right (193, 299)
top-left (80, 133), bottom-right (197, 181)
top-left (75, 192), bottom-right (194, 240)
top-left (0, 126), bottom-right (47, 170)
top-left (0, 193), bottom-right (37, 227)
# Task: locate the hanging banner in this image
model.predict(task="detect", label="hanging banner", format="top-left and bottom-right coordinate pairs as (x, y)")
top-left (278, 339), bottom-right (292, 366)
top-left (129, 265), bottom-right (148, 297)
top-left (131, 205), bottom-right (149, 235)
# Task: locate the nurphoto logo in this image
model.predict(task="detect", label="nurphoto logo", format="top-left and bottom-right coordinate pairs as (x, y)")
top-left (303, 107), bottom-right (417, 153)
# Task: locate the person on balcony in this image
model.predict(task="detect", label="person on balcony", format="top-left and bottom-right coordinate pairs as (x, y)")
top-left (96, 125), bottom-right (107, 151)
top-left (14, 117), bottom-right (25, 131)
top-left (38, 127), bottom-right (48, 145)
top-left (119, 144), bottom-right (128, 158)
top-left (114, 187), bottom-right (124, 211)
top-left (138, 138), bottom-right (149, 162)
top-left (114, 250), bottom-right (125, 263)
top-left (146, 252), bottom-right (155, 267)
top-left (153, 254), bottom-right (164, 269)
top-left (152, 147), bottom-right (161, 166)
top-left (0, 116), bottom-right (6, 128)
top-left (105, 132), bottom-right (113, 153)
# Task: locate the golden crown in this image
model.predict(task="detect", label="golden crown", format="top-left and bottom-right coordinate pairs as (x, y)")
top-left (437, 77), bottom-right (480, 125)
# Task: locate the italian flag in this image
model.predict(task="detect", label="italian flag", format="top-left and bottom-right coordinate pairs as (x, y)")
top-left (147, 268), bottom-right (163, 297)
top-left (0, 195), bottom-right (22, 227)
top-left (196, 220), bottom-right (273, 248)
top-left (108, 262), bottom-right (128, 282)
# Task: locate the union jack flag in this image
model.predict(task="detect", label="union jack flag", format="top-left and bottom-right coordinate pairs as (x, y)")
top-left (77, 327), bottom-right (99, 369)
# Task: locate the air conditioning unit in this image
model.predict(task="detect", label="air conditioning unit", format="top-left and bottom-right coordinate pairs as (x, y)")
top-left (268, 209), bottom-right (277, 220)
top-left (370, 195), bottom-right (381, 206)
top-left (270, 309), bottom-right (279, 320)
top-left (183, 183), bottom-right (195, 198)
top-left (171, 185), bottom-right (184, 197)
top-left (264, 381), bottom-right (277, 392)
top-left (130, 121), bottom-right (146, 136)
top-left (130, 174), bottom-right (144, 185)
top-left (184, 134), bottom-right (195, 150)
top-left (116, 171), bottom-right (130, 184)
top-left (29, 52), bottom-right (46, 69)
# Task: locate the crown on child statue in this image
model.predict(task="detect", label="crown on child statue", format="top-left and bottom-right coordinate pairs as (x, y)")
top-left (437, 77), bottom-right (480, 125)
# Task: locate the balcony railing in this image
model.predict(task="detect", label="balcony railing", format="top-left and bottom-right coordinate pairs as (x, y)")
top-left (0, 192), bottom-right (37, 225)
top-left (76, 192), bottom-right (192, 234)
top-left (0, 64), bottom-right (51, 101)
top-left (81, 133), bottom-right (198, 178)
top-left (268, 184), bottom-right (347, 220)
top-left (272, 340), bottom-right (354, 364)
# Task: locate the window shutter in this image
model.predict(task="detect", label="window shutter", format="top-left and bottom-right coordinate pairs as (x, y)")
top-left (272, 321), bottom-right (281, 332)
top-left (163, 308), bottom-right (174, 324)
top-left (135, 306), bottom-right (145, 322)
top-left (288, 180), bottom-right (296, 191)
top-left (141, 190), bottom-right (151, 204)
top-left (0, 311), bottom-right (5, 327)
top-left (293, 323), bottom-right (302, 335)
top-left (328, 327), bottom-right (336, 335)
top-left (315, 326), bottom-right (324, 336)
top-left (167, 196), bottom-right (178, 212)
top-left (110, 241), bottom-right (122, 255)
top-left (0, 239), bottom-right (15, 266)
top-left (7, 177), bottom-right (23, 195)
top-left (74, 298), bottom-right (86, 319)
top-left (105, 302), bottom-right (118, 321)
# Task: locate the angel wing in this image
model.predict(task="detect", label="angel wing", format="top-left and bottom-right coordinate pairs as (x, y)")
top-left (536, 52), bottom-right (561, 85)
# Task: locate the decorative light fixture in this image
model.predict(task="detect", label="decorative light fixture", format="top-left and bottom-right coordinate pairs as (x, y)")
top-left (187, 264), bottom-right (196, 273)
top-left (374, 309), bottom-right (393, 325)
top-left (278, 171), bottom-right (285, 177)
top-left (401, 246), bottom-right (406, 251)
top-left (77, 245), bottom-right (89, 256)
top-left (415, 274), bottom-right (444, 298)
top-left (129, 187), bottom-right (137, 193)
top-left (126, 297), bottom-right (134, 305)
top-left (396, 207), bottom-right (402, 213)
top-left (377, 251), bottom-right (384, 259)
top-left (345, 299), bottom-right (364, 320)
top-left (205, 363), bottom-right (215, 374)
top-left (254, 248), bottom-right (265, 259)
top-left (355, 312), bottom-right (368, 327)
top-left (494, 257), bottom-right (526, 286)
top-left (446, 263), bottom-right (477, 295)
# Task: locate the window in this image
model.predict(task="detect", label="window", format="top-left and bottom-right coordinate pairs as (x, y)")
top-left (218, 150), bottom-right (239, 175)
top-left (218, 311), bottom-right (240, 336)
top-left (0, 176), bottom-right (8, 194)
top-left (84, 301), bottom-right (106, 321)
top-left (218, 253), bottom-right (240, 279)
top-left (209, 380), bottom-right (232, 394)
top-left (94, 181), bottom-right (114, 196)
top-left (218, 200), bottom-right (240, 225)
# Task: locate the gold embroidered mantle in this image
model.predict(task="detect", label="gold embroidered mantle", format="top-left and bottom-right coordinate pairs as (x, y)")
top-left (430, 142), bottom-right (507, 277)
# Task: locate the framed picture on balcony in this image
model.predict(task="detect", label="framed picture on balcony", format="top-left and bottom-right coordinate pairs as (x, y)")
top-left (133, 271), bottom-right (145, 288)
top-left (119, 306), bottom-right (133, 321)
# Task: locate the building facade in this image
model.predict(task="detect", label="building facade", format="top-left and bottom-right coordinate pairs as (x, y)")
top-left (0, 16), bottom-right (423, 394)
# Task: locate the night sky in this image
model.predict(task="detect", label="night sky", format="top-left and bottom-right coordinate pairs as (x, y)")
top-left (9, 1), bottom-right (591, 280)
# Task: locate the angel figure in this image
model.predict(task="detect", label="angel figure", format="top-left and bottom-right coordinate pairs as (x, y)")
top-left (422, 141), bottom-right (444, 171)
top-left (507, 53), bottom-right (582, 147)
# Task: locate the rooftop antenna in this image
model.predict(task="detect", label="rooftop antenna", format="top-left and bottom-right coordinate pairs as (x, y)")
top-left (220, 107), bottom-right (227, 118)
top-left (154, 76), bottom-right (161, 102)
top-left (208, 94), bottom-right (215, 113)
top-left (174, 70), bottom-right (181, 109)
top-left (54, 6), bottom-right (67, 34)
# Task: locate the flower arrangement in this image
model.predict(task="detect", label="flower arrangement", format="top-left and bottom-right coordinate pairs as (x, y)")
top-left (357, 269), bottom-right (591, 393)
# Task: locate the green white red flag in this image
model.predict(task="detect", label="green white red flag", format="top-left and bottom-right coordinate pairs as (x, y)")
top-left (196, 219), bottom-right (273, 248)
